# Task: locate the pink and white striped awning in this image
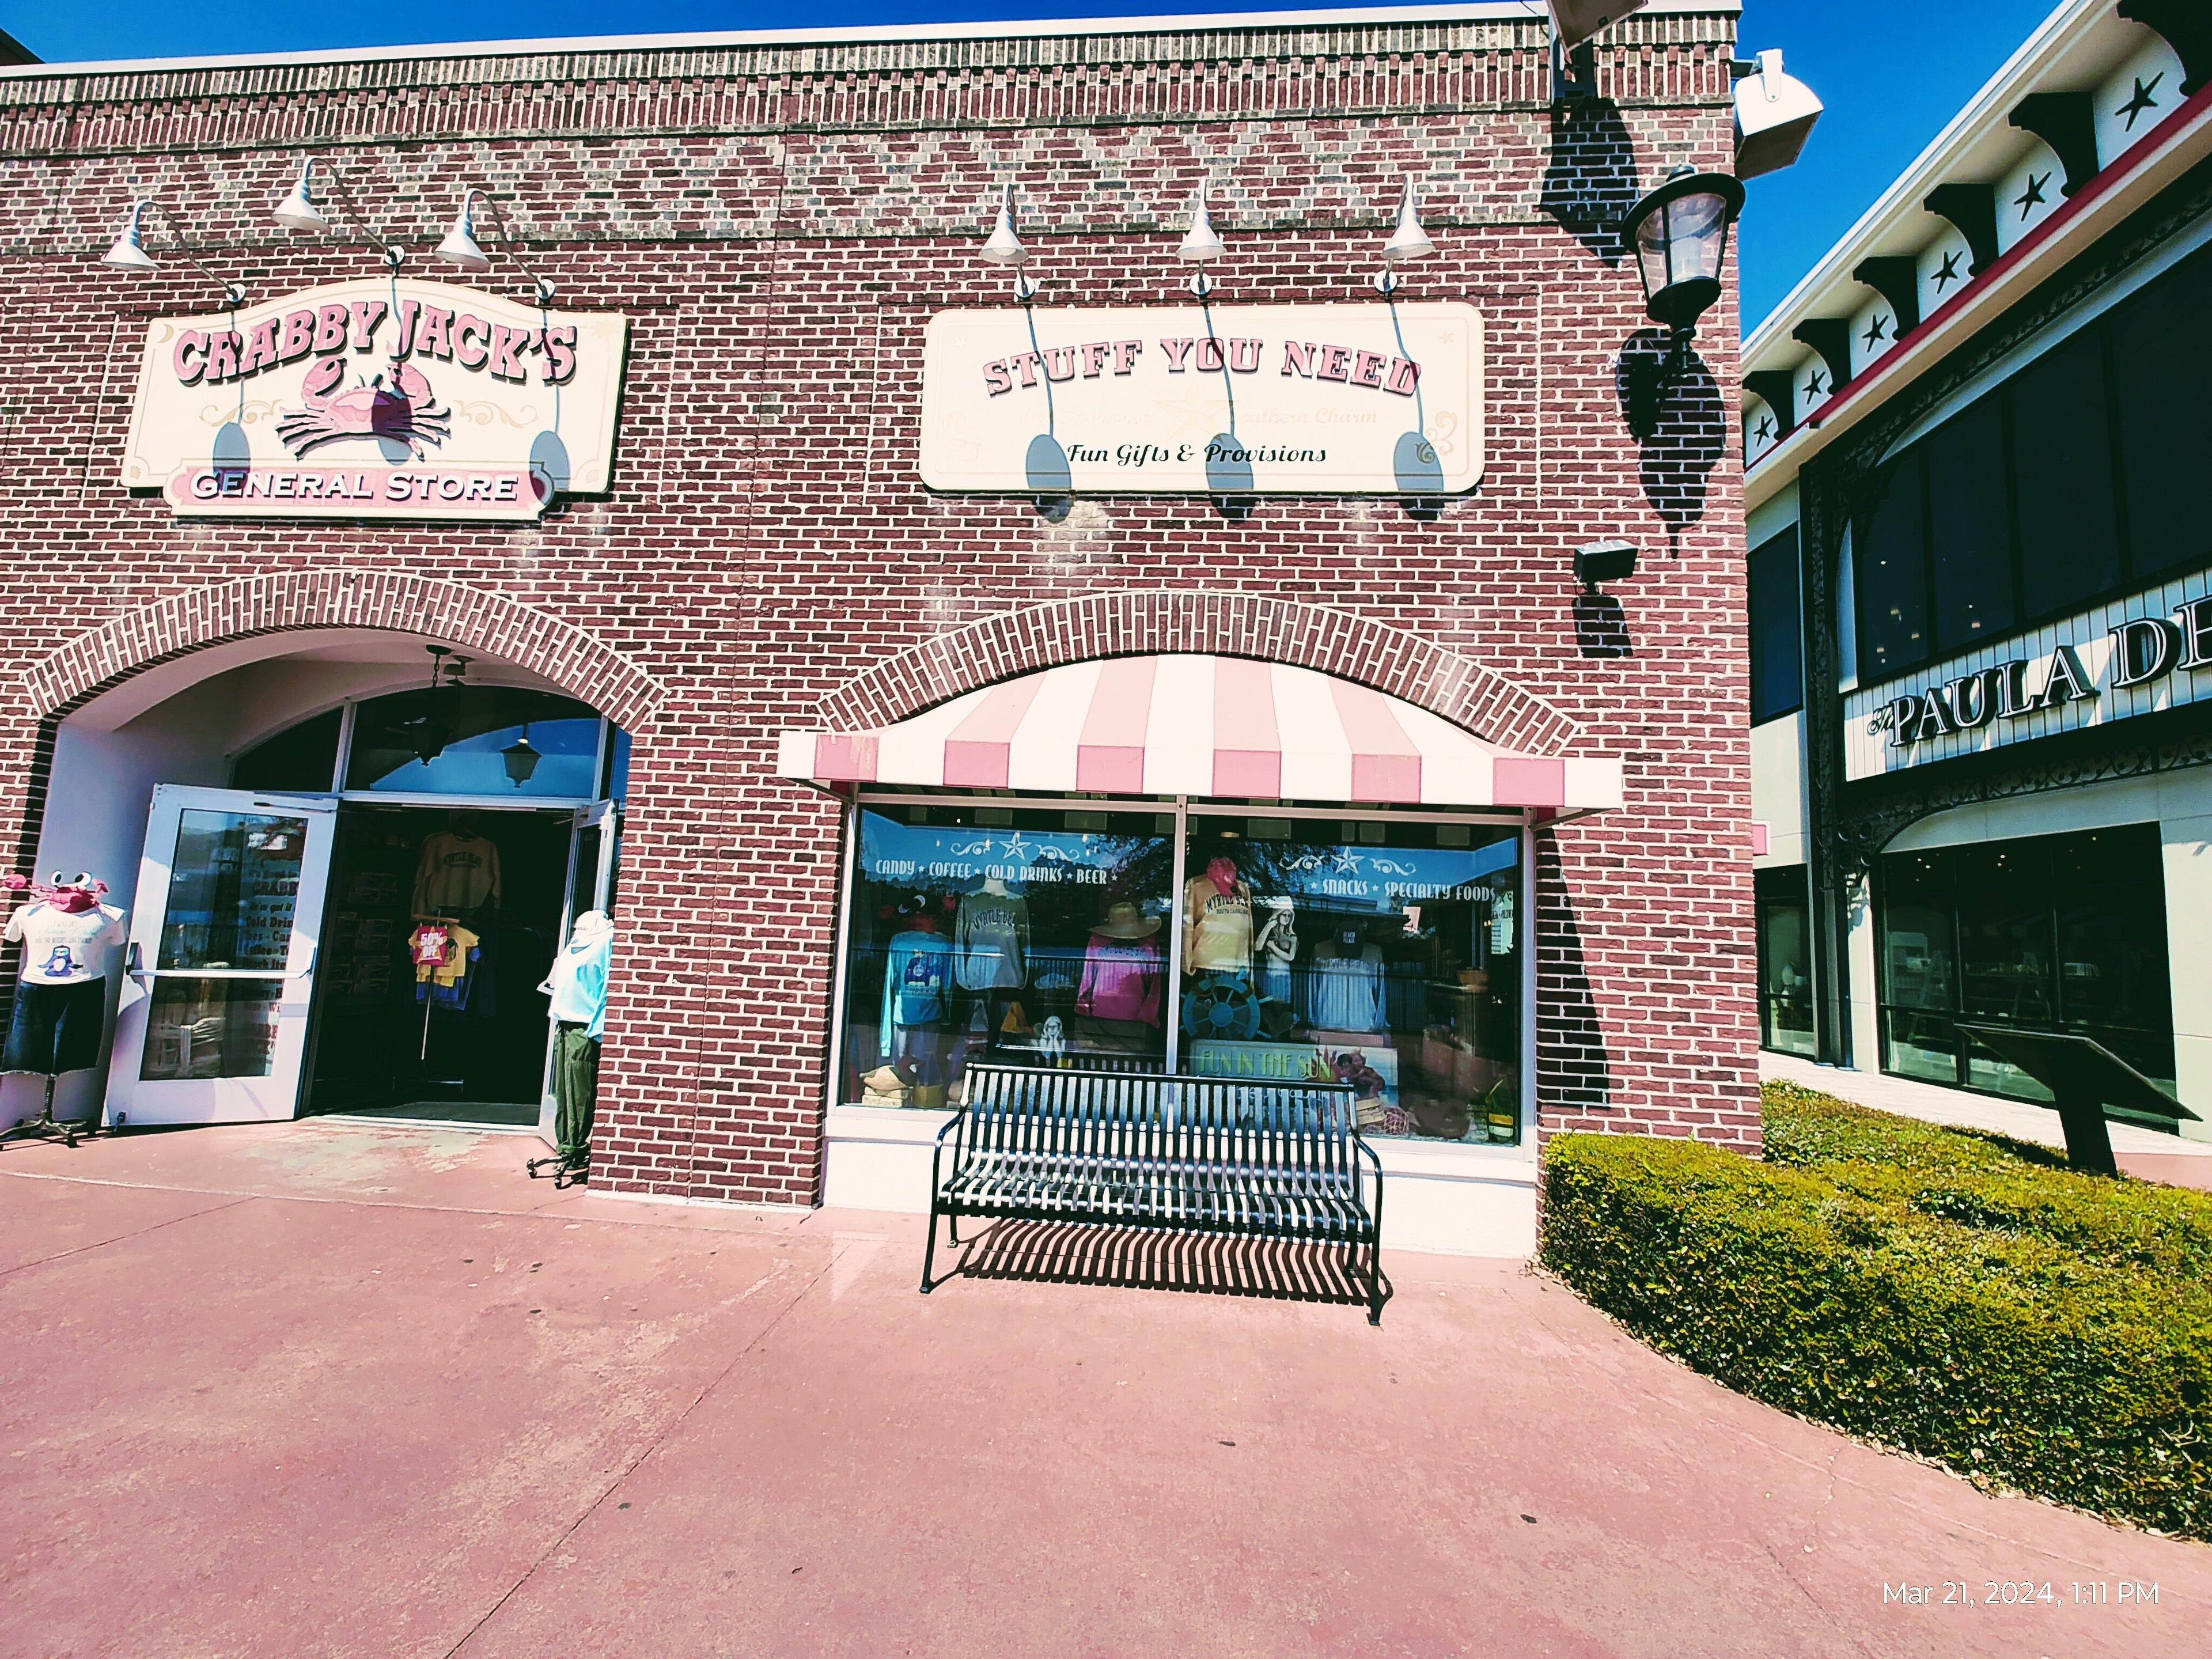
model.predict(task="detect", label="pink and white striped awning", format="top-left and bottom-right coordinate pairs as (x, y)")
top-left (778, 656), bottom-right (1622, 815)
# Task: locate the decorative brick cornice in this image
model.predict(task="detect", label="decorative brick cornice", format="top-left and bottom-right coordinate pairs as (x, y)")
top-left (817, 589), bottom-right (1584, 756)
top-left (0, 13), bottom-right (1737, 159)
top-left (18, 570), bottom-right (668, 729)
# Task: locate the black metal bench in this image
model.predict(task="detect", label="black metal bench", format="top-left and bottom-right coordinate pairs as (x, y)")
top-left (923, 1062), bottom-right (1386, 1323)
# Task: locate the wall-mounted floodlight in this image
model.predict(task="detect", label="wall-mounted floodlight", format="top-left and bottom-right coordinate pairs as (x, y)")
top-left (101, 200), bottom-right (158, 272)
top-left (272, 160), bottom-right (331, 232)
top-left (1575, 539), bottom-right (1638, 593)
top-left (1547, 0), bottom-right (1648, 51)
top-left (99, 197), bottom-right (248, 306)
top-left (1731, 50), bottom-right (1824, 180)
top-left (1374, 180), bottom-right (1435, 294)
top-left (981, 183), bottom-right (1035, 301)
top-left (1178, 184), bottom-right (1226, 298)
top-left (274, 156), bottom-right (404, 270)
top-left (435, 188), bottom-right (556, 303)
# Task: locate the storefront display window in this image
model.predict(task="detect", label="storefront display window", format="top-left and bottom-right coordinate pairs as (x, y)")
top-left (1176, 816), bottom-right (1521, 1143)
top-left (1754, 866), bottom-right (1815, 1057)
top-left (838, 801), bottom-right (1526, 1142)
top-left (840, 804), bottom-right (1176, 1106)
top-left (1877, 826), bottom-right (2175, 1111)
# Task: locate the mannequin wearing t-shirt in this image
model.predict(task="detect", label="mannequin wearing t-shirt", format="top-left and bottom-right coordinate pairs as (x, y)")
top-left (879, 904), bottom-right (953, 1094)
top-left (2, 872), bottom-right (127, 1137)
top-left (531, 908), bottom-right (612, 1180)
top-left (955, 875), bottom-right (1029, 1037)
top-left (1306, 926), bottom-right (1387, 1033)
top-left (1182, 856), bottom-right (1252, 976)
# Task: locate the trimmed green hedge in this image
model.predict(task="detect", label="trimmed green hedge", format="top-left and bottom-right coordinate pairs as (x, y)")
top-left (1540, 1086), bottom-right (2212, 1539)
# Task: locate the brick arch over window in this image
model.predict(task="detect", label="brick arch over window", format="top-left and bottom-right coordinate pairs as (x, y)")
top-left (17, 570), bottom-right (667, 730)
top-left (817, 590), bottom-right (1583, 756)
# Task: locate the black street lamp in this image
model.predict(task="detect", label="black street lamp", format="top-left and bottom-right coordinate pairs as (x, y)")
top-left (501, 724), bottom-right (541, 787)
top-left (1618, 166), bottom-right (1744, 438)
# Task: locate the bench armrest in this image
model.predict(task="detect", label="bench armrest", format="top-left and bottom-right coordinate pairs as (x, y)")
top-left (929, 1103), bottom-right (971, 1207)
top-left (1353, 1130), bottom-right (1385, 1238)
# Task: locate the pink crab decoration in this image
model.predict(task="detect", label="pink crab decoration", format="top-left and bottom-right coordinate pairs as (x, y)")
top-left (275, 355), bottom-right (452, 459)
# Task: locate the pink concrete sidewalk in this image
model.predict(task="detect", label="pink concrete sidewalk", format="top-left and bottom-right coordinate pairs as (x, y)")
top-left (1, 1122), bottom-right (2205, 1659)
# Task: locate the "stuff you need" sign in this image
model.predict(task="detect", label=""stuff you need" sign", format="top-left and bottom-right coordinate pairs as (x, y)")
top-left (121, 279), bottom-right (628, 521)
top-left (918, 304), bottom-right (1483, 496)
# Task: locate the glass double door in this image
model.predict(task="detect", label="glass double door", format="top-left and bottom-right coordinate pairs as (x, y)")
top-left (108, 786), bottom-right (338, 1126)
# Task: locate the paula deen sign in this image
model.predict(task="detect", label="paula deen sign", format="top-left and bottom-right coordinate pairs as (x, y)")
top-left (918, 303), bottom-right (1483, 495)
top-left (120, 279), bottom-right (628, 521)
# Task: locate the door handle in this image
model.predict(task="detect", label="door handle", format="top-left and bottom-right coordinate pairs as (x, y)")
top-left (290, 945), bottom-right (317, 979)
top-left (126, 941), bottom-right (146, 976)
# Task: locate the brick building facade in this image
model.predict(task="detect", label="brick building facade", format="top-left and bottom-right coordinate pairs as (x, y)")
top-left (0, 3), bottom-right (1756, 1249)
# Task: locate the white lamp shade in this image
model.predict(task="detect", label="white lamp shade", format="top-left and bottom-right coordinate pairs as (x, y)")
top-left (272, 160), bottom-right (331, 232)
top-left (1177, 186), bottom-right (1226, 263)
top-left (1733, 48), bottom-right (1823, 180)
top-left (981, 183), bottom-right (1026, 267)
top-left (101, 201), bottom-right (158, 272)
top-left (1381, 180), bottom-right (1436, 263)
top-left (1547, 0), bottom-right (1649, 50)
top-left (436, 192), bottom-right (491, 270)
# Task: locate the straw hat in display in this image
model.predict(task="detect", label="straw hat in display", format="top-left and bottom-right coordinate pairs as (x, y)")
top-left (1091, 901), bottom-right (1161, 940)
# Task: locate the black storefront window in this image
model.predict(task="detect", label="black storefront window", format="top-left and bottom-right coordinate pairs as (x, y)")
top-left (1753, 865), bottom-right (1814, 1056)
top-left (2010, 329), bottom-right (2123, 620)
top-left (1876, 825), bottom-right (2175, 1118)
top-left (1747, 527), bottom-right (1803, 724)
top-left (2111, 248), bottom-right (2212, 581)
top-left (1846, 241), bottom-right (2212, 681)
top-left (1854, 456), bottom-right (1929, 680)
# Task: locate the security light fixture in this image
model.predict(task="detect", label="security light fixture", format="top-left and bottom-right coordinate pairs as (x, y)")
top-left (980, 183), bottom-right (1036, 301)
top-left (1618, 166), bottom-right (1744, 438)
top-left (1574, 540), bottom-right (1638, 593)
top-left (1730, 50), bottom-right (1823, 181)
top-left (1374, 180), bottom-right (1435, 294)
top-left (501, 724), bottom-right (541, 787)
top-left (99, 198), bottom-right (248, 306)
top-left (1177, 184), bottom-right (1226, 298)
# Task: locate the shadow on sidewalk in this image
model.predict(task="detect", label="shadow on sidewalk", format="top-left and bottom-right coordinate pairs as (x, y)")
top-left (942, 1218), bottom-right (1389, 1314)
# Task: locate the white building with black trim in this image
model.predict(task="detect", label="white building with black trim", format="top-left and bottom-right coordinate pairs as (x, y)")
top-left (1744, 0), bottom-right (2212, 1138)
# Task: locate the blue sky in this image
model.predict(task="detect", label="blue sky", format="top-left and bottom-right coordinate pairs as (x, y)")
top-left (10, 0), bottom-right (2062, 328)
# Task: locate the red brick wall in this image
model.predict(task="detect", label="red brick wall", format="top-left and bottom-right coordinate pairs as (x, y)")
top-left (0, 9), bottom-right (1758, 1199)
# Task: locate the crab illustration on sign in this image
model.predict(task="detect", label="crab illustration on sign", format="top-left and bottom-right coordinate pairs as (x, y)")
top-left (274, 354), bottom-right (453, 459)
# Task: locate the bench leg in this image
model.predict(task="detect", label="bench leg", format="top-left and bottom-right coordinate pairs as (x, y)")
top-left (1365, 1237), bottom-right (1384, 1326)
top-left (921, 1199), bottom-right (941, 1294)
top-left (947, 1210), bottom-right (960, 1246)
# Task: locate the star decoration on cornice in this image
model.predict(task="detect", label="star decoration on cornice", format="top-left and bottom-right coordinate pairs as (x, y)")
top-left (1753, 413), bottom-right (1776, 444)
top-left (1933, 250), bottom-right (1963, 292)
top-left (2015, 171), bottom-right (2051, 221)
top-left (1862, 313), bottom-right (1891, 350)
top-left (2118, 71), bottom-right (2164, 131)
top-left (1804, 368), bottom-right (1827, 399)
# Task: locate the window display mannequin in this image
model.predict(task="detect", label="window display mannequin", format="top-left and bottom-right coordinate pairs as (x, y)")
top-left (955, 874), bottom-right (1030, 992)
top-left (1306, 925), bottom-right (1387, 1033)
top-left (880, 900), bottom-right (954, 1104)
top-left (1255, 897), bottom-right (1298, 1005)
top-left (1182, 855), bottom-right (1252, 975)
top-left (528, 908), bottom-right (612, 1185)
top-left (2, 872), bottom-right (126, 1146)
top-left (412, 812), bottom-right (503, 917)
top-left (1077, 901), bottom-right (1163, 1028)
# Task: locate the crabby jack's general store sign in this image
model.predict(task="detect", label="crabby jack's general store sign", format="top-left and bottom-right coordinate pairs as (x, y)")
top-left (919, 303), bottom-right (1484, 495)
top-left (121, 279), bottom-right (628, 521)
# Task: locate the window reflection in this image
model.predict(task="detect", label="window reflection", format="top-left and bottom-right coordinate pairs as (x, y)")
top-left (345, 687), bottom-right (603, 798)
